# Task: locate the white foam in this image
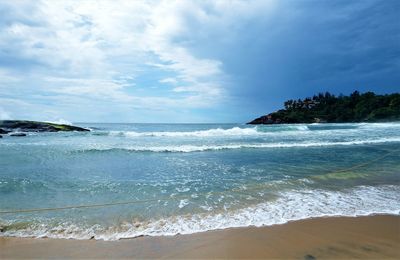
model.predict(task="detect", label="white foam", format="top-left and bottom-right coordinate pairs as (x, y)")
top-left (359, 122), bottom-right (400, 128)
top-left (293, 125), bottom-right (309, 131)
top-left (109, 127), bottom-right (261, 138)
top-left (105, 123), bottom-right (400, 139)
top-left (84, 137), bottom-right (400, 153)
top-left (178, 199), bottom-right (189, 209)
top-left (2, 185), bottom-right (399, 240)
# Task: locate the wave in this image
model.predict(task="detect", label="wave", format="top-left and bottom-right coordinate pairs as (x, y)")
top-left (359, 122), bottom-right (400, 128)
top-left (96, 123), bottom-right (400, 138)
top-left (108, 127), bottom-right (262, 138)
top-left (1, 185), bottom-right (399, 240)
top-left (79, 137), bottom-right (400, 153)
top-left (102, 125), bottom-right (317, 138)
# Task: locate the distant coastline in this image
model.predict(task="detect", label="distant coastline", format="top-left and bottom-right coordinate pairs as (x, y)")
top-left (248, 91), bottom-right (400, 124)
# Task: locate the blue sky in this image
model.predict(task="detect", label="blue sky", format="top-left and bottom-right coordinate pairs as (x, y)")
top-left (0, 0), bottom-right (399, 123)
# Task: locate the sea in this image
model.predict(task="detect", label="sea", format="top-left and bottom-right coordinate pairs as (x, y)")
top-left (0, 122), bottom-right (399, 240)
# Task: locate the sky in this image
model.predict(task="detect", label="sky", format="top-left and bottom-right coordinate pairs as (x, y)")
top-left (0, 0), bottom-right (399, 123)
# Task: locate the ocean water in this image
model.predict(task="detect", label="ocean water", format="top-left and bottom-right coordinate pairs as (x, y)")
top-left (0, 122), bottom-right (399, 240)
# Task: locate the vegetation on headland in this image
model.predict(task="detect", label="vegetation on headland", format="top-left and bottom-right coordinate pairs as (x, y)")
top-left (0, 120), bottom-right (89, 135)
top-left (248, 91), bottom-right (400, 124)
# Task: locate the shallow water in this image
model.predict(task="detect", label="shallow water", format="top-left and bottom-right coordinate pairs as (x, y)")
top-left (0, 122), bottom-right (399, 240)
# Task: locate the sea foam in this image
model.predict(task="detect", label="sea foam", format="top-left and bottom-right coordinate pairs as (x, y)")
top-left (1, 185), bottom-right (399, 240)
top-left (109, 127), bottom-right (261, 138)
top-left (80, 137), bottom-right (400, 153)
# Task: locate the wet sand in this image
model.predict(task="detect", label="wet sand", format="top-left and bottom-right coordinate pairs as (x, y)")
top-left (1, 215), bottom-right (399, 259)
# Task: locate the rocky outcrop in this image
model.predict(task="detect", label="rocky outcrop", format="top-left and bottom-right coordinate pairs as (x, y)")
top-left (10, 133), bottom-right (27, 137)
top-left (248, 113), bottom-right (323, 124)
top-left (248, 114), bottom-right (282, 124)
top-left (0, 120), bottom-right (90, 134)
top-left (0, 128), bottom-right (10, 134)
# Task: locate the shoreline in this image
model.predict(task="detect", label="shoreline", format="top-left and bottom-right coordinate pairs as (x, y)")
top-left (1, 215), bottom-right (399, 259)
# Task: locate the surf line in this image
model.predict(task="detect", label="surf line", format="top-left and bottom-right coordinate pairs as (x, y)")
top-left (0, 148), bottom-right (398, 214)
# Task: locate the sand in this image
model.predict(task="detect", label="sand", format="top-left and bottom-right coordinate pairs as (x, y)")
top-left (1, 215), bottom-right (399, 259)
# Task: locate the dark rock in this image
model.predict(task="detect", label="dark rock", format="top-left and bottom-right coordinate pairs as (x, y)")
top-left (10, 133), bottom-right (27, 137)
top-left (0, 120), bottom-right (90, 133)
top-left (304, 254), bottom-right (316, 260)
top-left (248, 114), bottom-right (278, 124)
top-left (0, 128), bottom-right (10, 134)
top-left (0, 135), bottom-right (2, 138)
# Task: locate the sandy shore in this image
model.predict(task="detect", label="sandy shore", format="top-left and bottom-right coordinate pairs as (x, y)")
top-left (1, 215), bottom-right (399, 259)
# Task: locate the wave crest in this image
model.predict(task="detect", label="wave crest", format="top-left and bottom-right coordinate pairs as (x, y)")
top-left (108, 127), bottom-right (261, 138)
top-left (79, 137), bottom-right (400, 153)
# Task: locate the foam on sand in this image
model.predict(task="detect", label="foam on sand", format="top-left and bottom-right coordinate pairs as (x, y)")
top-left (1, 185), bottom-right (399, 240)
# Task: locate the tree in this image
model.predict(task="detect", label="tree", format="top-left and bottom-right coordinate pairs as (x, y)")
top-left (249, 91), bottom-right (400, 124)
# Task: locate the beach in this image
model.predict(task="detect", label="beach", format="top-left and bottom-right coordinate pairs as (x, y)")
top-left (1, 215), bottom-right (399, 259)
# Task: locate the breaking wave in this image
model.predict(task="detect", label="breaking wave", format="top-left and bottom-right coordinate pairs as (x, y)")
top-left (105, 125), bottom-right (313, 138)
top-left (1, 185), bottom-right (399, 240)
top-left (80, 137), bottom-right (400, 153)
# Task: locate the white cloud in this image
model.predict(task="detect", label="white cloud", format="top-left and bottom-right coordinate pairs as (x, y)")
top-left (159, 77), bottom-right (178, 85)
top-left (0, 0), bottom-right (277, 121)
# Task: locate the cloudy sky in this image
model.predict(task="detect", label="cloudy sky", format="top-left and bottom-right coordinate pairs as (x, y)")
top-left (0, 0), bottom-right (399, 123)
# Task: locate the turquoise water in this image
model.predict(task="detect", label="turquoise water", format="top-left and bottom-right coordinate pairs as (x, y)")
top-left (0, 122), bottom-right (399, 240)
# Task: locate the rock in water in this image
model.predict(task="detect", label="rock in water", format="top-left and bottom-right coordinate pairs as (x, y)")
top-left (0, 120), bottom-right (90, 133)
top-left (0, 128), bottom-right (10, 134)
top-left (10, 133), bottom-right (27, 137)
